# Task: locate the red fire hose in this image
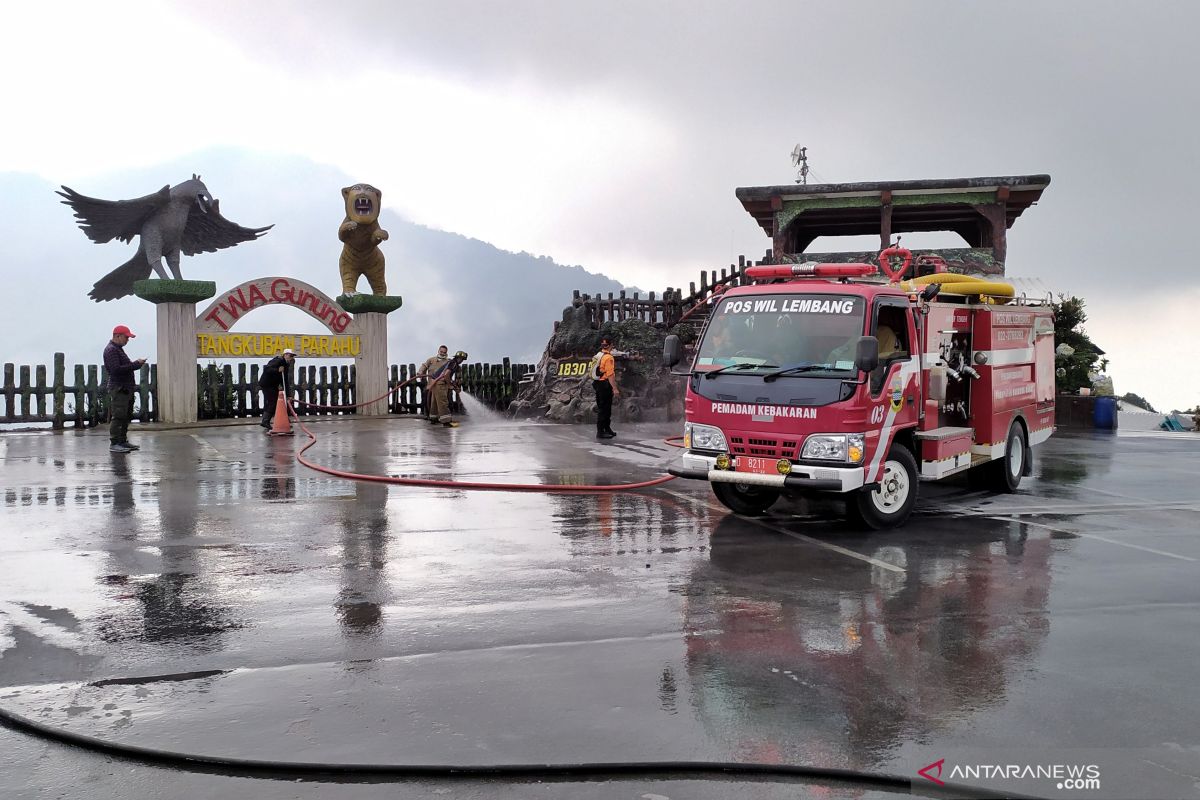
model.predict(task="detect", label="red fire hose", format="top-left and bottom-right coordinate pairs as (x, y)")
top-left (283, 381), bottom-right (676, 494)
top-left (293, 373), bottom-right (428, 411)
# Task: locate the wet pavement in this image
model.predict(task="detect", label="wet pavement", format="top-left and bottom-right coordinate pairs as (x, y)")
top-left (1, 414), bottom-right (1199, 799)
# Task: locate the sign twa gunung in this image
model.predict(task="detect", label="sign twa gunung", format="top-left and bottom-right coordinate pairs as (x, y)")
top-left (194, 277), bottom-right (360, 359)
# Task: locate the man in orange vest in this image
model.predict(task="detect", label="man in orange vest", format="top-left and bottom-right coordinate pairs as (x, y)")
top-left (592, 337), bottom-right (620, 439)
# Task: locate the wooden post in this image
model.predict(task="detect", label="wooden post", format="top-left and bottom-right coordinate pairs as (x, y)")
top-left (149, 364), bottom-right (158, 421)
top-left (87, 366), bottom-right (100, 427)
top-left (17, 366), bottom-right (30, 421)
top-left (35, 365), bottom-right (47, 419)
top-left (221, 365), bottom-right (234, 419)
top-left (2, 363), bottom-right (14, 422)
top-left (137, 364), bottom-right (151, 422)
top-left (408, 363), bottom-right (419, 415)
top-left (389, 365), bottom-right (399, 413)
top-left (53, 353), bottom-right (65, 429)
top-left (73, 365), bottom-right (85, 428)
top-left (236, 363), bottom-right (247, 417)
top-left (199, 365), bottom-right (212, 419)
top-left (250, 365), bottom-right (262, 416)
top-left (502, 357), bottom-right (512, 406)
top-left (302, 367), bottom-right (312, 417)
top-left (880, 190), bottom-right (894, 251)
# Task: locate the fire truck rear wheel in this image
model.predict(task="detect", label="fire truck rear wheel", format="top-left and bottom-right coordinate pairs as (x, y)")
top-left (847, 445), bottom-right (918, 530)
top-left (984, 421), bottom-right (1027, 493)
top-left (712, 482), bottom-right (780, 516)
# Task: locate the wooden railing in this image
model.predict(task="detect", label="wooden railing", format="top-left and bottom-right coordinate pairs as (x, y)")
top-left (0, 354), bottom-right (153, 429)
top-left (560, 252), bottom-right (770, 332)
top-left (2, 354), bottom-right (536, 429)
top-left (458, 359), bottom-right (536, 411)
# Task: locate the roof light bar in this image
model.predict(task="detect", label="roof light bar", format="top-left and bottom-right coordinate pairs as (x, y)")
top-left (745, 263), bottom-right (878, 280)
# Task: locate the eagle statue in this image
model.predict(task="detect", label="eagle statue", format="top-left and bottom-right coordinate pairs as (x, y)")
top-left (58, 175), bottom-right (273, 302)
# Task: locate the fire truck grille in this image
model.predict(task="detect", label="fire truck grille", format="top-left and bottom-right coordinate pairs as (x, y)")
top-left (729, 437), bottom-right (799, 458)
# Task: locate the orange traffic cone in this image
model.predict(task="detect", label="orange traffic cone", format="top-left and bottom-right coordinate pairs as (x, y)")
top-left (268, 390), bottom-right (294, 436)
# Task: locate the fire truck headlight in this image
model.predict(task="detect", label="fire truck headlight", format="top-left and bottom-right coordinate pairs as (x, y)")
top-left (801, 434), bottom-right (848, 461)
top-left (686, 423), bottom-right (728, 452)
top-left (847, 433), bottom-right (865, 463)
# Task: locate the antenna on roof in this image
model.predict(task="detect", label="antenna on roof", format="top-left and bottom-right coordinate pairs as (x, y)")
top-left (790, 145), bottom-right (809, 185)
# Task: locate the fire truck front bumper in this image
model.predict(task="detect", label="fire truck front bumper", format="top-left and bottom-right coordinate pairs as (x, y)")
top-left (668, 452), bottom-right (865, 493)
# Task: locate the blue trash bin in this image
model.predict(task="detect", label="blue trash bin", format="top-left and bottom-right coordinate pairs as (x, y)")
top-left (1093, 396), bottom-right (1117, 429)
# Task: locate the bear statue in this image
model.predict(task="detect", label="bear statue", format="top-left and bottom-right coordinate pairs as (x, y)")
top-left (338, 183), bottom-right (389, 295)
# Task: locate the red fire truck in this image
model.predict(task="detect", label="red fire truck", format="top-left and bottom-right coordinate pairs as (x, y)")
top-left (664, 247), bottom-right (1056, 528)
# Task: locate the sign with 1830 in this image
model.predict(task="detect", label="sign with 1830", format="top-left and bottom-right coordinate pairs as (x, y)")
top-left (555, 360), bottom-right (593, 377)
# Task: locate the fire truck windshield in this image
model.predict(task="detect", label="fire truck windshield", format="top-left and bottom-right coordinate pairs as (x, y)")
top-left (696, 293), bottom-right (866, 376)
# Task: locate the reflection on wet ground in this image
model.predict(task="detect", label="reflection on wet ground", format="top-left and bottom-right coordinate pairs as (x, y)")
top-left (1, 420), bottom-right (1199, 799)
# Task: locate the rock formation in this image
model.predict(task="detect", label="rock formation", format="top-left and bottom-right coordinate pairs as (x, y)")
top-left (509, 299), bottom-right (695, 424)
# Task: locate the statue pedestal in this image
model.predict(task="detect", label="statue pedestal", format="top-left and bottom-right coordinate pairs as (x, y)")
top-left (339, 295), bottom-right (403, 417)
top-left (134, 280), bottom-right (217, 424)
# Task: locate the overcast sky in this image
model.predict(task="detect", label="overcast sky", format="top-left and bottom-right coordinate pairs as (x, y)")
top-left (1, 1), bottom-right (1198, 410)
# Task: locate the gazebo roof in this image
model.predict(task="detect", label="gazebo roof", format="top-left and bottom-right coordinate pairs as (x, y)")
top-left (735, 175), bottom-right (1051, 238)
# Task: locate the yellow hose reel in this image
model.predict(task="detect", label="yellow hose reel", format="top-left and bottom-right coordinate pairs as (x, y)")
top-left (901, 272), bottom-right (1015, 302)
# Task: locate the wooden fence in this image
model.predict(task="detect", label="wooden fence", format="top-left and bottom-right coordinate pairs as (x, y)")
top-left (1, 354), bottom-right (536, 429)
top-left (561, 253), bottom-right (768, 332)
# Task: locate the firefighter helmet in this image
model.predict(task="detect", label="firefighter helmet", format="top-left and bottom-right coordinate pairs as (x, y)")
top-left (454, 351), bottom-right (468, 360)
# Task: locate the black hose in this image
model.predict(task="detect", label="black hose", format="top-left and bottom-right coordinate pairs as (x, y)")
top-left (0, 704), bottom-right (1042, 797)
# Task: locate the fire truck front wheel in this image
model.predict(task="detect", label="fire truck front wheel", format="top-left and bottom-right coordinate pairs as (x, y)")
top-left (847, 445), bottom-right (918, 530)
top-left (712, 482), bottom-right (780, 516)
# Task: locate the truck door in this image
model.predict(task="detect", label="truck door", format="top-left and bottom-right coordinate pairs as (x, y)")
top-left (870, 300), bottom-right (914, 396)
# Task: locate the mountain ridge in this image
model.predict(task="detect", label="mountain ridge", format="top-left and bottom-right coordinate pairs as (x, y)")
top-left (0, 149), bottom-right (638, 369)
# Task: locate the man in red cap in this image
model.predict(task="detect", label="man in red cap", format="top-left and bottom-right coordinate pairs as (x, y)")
top-left (103, 325), bottom-right (147, 453)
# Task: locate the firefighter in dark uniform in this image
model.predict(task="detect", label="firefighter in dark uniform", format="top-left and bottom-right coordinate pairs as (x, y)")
top-left (259, 348), bottom-right (296, 430)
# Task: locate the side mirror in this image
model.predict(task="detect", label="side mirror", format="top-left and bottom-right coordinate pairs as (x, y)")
top-left (663, 334), bottom-right (682, 367)
top-left (920, 283), bottom-right (942, 301)
top-left (855, 336), bottom-right (879, 373)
